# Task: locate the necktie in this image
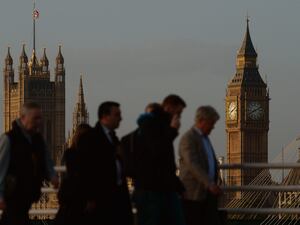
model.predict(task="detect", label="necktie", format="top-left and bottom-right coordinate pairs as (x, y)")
top-left (109, 130), bottom-right (123, 185)
top-left (109, 130), bottom-right (120, 146)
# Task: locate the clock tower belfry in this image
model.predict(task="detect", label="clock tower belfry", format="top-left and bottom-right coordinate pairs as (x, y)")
top-left (226, 19), bottom-right (269, 191)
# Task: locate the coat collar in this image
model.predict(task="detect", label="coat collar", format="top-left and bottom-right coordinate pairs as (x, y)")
top-left (13, 119), bottom-right (33, 144)
top-left (94, 122), bottom-right (114, 147)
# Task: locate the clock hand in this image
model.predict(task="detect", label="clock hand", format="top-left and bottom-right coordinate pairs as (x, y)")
top-left (230, 107), bottom-right (237, 114)
top-left (250, 106), bottom-right (262, 115)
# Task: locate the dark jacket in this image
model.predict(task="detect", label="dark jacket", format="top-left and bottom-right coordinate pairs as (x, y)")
top-left (5, 120), bottom-right (47, 203)
top-left (78, 123), bottom-right (117, 201)
top-left (58, 147), bottom-right (82, 205)
top-left (132, 111), bottom-right (184, 193)
top-left (55, 147), bottom-right (87, 225)
top-left (120, 129), bottom-right (139, 179)
top-left (77, 122), bottom-right (133, 225)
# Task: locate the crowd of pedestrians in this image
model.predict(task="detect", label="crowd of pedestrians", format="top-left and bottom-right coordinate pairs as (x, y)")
top-left (0, 95), bottom-right (225, 225)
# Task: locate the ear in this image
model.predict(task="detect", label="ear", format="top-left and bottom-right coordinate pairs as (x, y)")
top-left (99, 116), bottom-right (107, 123)
top-left (164, 105), bottom-right (171, 112)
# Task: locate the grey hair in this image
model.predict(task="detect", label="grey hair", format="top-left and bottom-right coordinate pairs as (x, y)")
top-left (195, 106), bottom-right (220, 122)
top-left (21, 102), bottom-right (41, 116)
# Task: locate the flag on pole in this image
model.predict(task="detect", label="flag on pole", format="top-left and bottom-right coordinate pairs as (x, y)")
top-left (33, 9), bottom-right (39, 19)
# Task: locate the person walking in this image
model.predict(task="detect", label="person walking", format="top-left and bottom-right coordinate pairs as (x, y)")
top-left (179, 106), bottom-right (223, 225)
top-left (55, 123), bottom-right (92, 225)
top-left (0, 102), bottom-right (58, 225)
top-left (133, 95), bottom-right (187, 225)
top-left (77, 102), bottom-right (133, 225)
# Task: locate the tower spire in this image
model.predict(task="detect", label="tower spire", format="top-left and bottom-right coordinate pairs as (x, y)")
top-left (20, 44), bottom-right (28, 64)
top-left (246, 11), bottom-right (249, 25)
top-left (41, 48), bottom-right (49, 64)
top-left (238, 17), bottom-right (257, 57)
top-left (230, 18), bottom-right (266, 86)
top-left (40, 48), bottom-right (49, 74)
top-left (56, 45), bottom-right (64, 64)
top-left (71, 75), bottom-right (89, 138)
top-left (5, 47), bottom-right (13, 66)
top-left (78, 74), bottom-right (85, 105)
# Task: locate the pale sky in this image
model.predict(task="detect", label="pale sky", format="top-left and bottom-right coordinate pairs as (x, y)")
top-left (0, 0), bottom-right (299, 161)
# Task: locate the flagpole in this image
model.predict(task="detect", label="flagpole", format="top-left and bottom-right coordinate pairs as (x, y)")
top-left (32, 0), bottom-right (37, 75)
top-left (33, 0), bottom-right (36, 53)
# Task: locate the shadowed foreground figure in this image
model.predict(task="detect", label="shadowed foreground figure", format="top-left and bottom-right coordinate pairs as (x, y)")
top-left (123, 95), bottom-right (187, 225)
top-left (179, 106), bottom-right (225, 225)
top-left (0, 102), bottom-right (58, 225)
top-left (55, 123), bottom-right (92, 225)
top-left (77, 102), bottom-right (133, 225)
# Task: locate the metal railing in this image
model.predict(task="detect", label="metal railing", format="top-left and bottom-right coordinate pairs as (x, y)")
top-left (219, 163), bottom-right (300, 169)
top-left (219, 162), bottom-right (300, 214)
top-left (7, 163), bottom-right (300, 216)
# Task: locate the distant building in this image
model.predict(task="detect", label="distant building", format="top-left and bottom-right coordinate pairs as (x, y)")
top-left (66, 75), bottom-right (89, 147)
top-left (225, 19), bottom-right (270, 197)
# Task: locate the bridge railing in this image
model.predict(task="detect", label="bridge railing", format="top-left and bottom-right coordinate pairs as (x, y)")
top-left (26, 163), bottom-right (300, 216)
top-left (219, 163), bottom-right (300, 214)
top-left (220, 163), bottom-right (300, 192)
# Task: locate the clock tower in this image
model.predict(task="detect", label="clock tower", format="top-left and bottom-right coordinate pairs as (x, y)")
top-left (226, 19), bottom-right (269, 192)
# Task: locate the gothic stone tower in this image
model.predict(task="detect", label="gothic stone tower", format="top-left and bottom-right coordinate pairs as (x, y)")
top-left (72, 75), bottom-right (89, 133)
top-left (66, 75), bottom-right (89, 147)
top-left (3, 45), bottom-right (66, 164)
top-left (226, 20), bottom-right (269, 191)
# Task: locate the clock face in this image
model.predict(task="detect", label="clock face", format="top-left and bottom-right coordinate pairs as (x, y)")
top-left (227, 101), bottom-right (237, 120)
top-left (247, 101), bottom-right (264, 120)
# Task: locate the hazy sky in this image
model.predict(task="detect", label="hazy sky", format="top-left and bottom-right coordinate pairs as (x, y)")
top-left (0, 0), bottom-right (299, 161)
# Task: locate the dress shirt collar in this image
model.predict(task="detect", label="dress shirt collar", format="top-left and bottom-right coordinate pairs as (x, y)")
top-left (100, 124), bottom-right (115, 143)
top-left (194, 126), bottom-right (205, 137)
top-left (101, 124), bottom-right (111, 135)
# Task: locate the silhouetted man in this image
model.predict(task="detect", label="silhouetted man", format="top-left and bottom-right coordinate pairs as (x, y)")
top-left (120, 102), bottom-right (162, 179)
top-left (0, 102), bottom-right (58, 225)
top-left (179, 106), bottom-right (222, 225)
top-left (78, 101), bottom-right (133, 225)
top-left (133, 95), bottom-right (186, 225)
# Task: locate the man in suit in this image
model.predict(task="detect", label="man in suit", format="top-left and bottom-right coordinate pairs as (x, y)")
top-left (78, 101), bottom-right (133, 225)
top-left (179, 106), bottom-right (222, 225)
